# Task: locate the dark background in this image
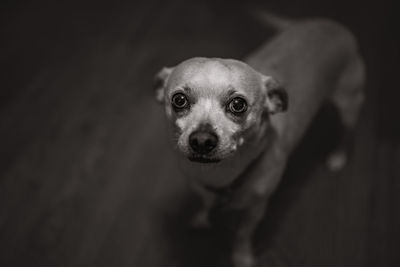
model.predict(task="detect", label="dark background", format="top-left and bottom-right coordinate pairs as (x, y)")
top-left (0, 0), bottom-right (399, 266)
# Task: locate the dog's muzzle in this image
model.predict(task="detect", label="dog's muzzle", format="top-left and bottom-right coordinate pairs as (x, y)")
top-left (187, 124), bottom-right (221, 163)
top-left (189, 130), bottom-right (218, 155)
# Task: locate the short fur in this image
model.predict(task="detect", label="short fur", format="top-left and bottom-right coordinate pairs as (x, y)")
top-left (155, 17), bottom-right (365, 267)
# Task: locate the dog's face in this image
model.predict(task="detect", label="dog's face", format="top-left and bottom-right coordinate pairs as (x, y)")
top-left (155, 58), bottom-right (287, 163)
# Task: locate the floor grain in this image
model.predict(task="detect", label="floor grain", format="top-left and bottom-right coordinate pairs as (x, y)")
top-left (0, 0), bottom-right (398, 266)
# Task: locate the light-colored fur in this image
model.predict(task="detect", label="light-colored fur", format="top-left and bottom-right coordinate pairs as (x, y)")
top-left (155, 17), bottom-right (364, 267)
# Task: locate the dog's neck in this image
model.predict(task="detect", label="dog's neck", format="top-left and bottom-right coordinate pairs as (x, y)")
top-left (201, 143), bottom-right (270, 199)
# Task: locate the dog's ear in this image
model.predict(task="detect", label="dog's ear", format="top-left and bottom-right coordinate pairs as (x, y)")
top-left (154, 67), bottom-right (173, 103)
top-left (262, 76), bottom-right (288, 114)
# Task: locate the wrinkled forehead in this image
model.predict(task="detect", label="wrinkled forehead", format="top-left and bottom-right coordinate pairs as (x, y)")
top-left (168, 58), bottom-right (262, 99)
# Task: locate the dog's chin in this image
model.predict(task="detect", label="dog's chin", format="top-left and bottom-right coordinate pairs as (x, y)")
top-left (188, 155), bottom-right (221, 163)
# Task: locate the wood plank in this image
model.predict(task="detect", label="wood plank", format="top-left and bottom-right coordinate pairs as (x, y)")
top-left (0, 0), bottom-right (398, 266)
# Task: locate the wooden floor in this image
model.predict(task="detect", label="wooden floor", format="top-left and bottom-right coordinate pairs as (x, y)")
top-left (0, 0), bottom-right (399, 266)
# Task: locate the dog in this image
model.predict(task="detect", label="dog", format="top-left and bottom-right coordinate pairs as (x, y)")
top-left (154, 14), bottom-right (365, 267)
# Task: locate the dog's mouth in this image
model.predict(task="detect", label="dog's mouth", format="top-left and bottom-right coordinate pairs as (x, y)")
top-left (188, 155), bottom-right (221, 163)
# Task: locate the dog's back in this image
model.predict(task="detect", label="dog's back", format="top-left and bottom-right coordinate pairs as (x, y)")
top-left (246, 18), bottom-right (365, 154)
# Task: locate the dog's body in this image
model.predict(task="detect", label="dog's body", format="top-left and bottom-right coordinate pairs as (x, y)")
top-left (155, 17), bottom-right (364, 267)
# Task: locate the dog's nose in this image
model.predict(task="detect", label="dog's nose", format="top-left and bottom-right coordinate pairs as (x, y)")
top-left (189, 130), bottom-right (218, 154)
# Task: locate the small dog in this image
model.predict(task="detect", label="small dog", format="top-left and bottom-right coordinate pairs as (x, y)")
top-left (154, 15), bottom-right (365, 267)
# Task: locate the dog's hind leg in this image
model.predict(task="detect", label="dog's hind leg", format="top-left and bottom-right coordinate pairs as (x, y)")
top-left (327, 55), bottom-right (365, 171)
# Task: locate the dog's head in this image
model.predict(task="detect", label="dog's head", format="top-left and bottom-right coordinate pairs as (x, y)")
top-left (154, 57), bottom-right (287, 163)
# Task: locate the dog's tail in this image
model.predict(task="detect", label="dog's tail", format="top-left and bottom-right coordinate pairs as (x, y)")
top-left (247, 8), bottom-right (294, 32)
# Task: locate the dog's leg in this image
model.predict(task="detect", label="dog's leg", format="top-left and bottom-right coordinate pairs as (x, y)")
top-left (327, 55), bottom-right (365, 171)
top-left (190, 181), bottom-right (216, 228)
top-left (231, 148), bottom-right (287, 267)
top-left (232, 196), bottom-right (267, 267)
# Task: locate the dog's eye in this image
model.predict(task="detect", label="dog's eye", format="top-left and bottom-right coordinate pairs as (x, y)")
top-left (171, 93), bottom-right (189, 110)
top-left (228, 97), bottom-right (247, 114)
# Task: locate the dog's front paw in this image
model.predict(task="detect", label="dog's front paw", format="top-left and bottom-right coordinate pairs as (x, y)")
top-left (190, 210), bottom-right (212, 228)
top-left (232, 243), bottom-right (255, 267)
top-left (326, 150), bottom-right (347, 172)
